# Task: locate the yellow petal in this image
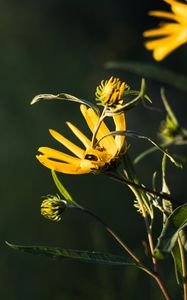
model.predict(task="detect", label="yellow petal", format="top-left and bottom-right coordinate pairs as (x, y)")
top-left (38, 147), bottom-right (80, 165)
top-left (144, 34), bottom-right (173, 50)
top-left (153, 34), bottom-right (187, 61)
top-left (113, 112), bottom-right (126, 152)
top-left (36, 155), bottom-right (92, 174)
top-left (66, 121), bottom-right (91, 148)
top-left (143, 23), bottom-right (180, 37)
top-left (49, 129), bottom-right (84, 158)
top-left (164, 0), bottom-right (187, 19)
top-left (148, 11), bottom-right (180, 22)
top-left (80, 105), bottom-right (117, 156)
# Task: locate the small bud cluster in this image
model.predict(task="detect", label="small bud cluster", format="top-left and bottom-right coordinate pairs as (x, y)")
top-left (95, 77), bottom-right (128, 108)
top-left (41, 195), bottom-right (66, 222)
top-left (159, 116), bottom-right (180, 143)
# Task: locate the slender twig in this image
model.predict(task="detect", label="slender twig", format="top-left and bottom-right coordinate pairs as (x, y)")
top-left (144, 217), bottom-right (158, 273)
top-left (154, 276), bottom-right (172, 300)
top-left (74, 204), bottom-right (140, 264)
top-left (72, 204), bottom-right (171, 300)
top-left (114, 154), bottom-right (171, 299)
top-left (178, 237), bottom-right (187, 300)
top-left (105, 171), bottom-right (182, 205)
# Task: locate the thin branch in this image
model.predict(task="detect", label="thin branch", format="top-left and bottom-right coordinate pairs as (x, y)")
top-left (105, 171), bottom-right (183, 205)
top-left (178, 237), bottom-right (187, 300)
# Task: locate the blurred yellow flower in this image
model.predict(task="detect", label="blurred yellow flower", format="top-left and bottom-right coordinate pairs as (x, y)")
top-left (143, 0), bottom-right (187, 61)
top-left (37, 104), bottom-right (126, 175)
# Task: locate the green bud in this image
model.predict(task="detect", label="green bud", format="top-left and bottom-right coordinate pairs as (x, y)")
top-left (159, 115), bottom-right (180, 143)
top-left (41, 195), bottom-right (66, 222)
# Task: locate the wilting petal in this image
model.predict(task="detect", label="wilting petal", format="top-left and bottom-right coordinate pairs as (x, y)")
top-left (38, 147), bottom-right (80, 165)
top-left (66, 121), bottom-right (91, 148)
top-left (49, 129), bottom-right (84, 158)
top-left (36, 155), bottom-right (93, 174)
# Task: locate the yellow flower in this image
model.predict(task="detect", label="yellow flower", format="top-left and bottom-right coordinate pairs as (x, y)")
top-left (36, 104), bottom-right (126, 175)
top-left (95, 77), bottom-right (127, 107)
top-left (143, 0), bottom-right (187, 61)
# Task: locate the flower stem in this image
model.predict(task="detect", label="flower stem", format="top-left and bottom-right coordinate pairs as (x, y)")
top-left (73, 204), bottom-right (172, 299)
top-left (178, 236), bottom-right (187, 300)
top-left (105, 171), bottom-right (182, 205)
top-left (154, 275), bottom-right (172, 300)
top-left (75, 204), bottom-right (140, 264)
top-left (107, 154), bottom-right (171, 299)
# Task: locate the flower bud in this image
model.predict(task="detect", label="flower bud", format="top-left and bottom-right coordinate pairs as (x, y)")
top-left (95, 77), bottom-right (128, 108)
top-left (159, 116), bottom-right (180, 143)
top-left (41, 195), bottom-right (66, 222)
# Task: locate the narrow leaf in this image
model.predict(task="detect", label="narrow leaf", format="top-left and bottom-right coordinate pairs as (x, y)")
top-left (51, 170), bottom-right (75, 205)
top-left (31, 93), bottom-right (99, 113)
top-left (161, 89), bottom-right (179, 127)
top-left (162, 155), bottom-right (173, 219)
top-left (155, 203), bottom-right (187, 258)
top-left (95, 130), bottom-right (182, 168)
top-left (6, 242), bottom-right (136, 267)
top-left (106, 61), bottom-right (187, 92)
top-left (172, 242), bottom-right (183, 285)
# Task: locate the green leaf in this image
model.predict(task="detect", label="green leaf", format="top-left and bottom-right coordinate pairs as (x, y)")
top-left (155, 203), bottom-right (187, 258)
top-left (172, 242), bottom-right (183, 285)
top-left (30, 93), bottom-right (99, 113)
top-left (6, 242), bottom-right (136, 267)
top-left (161, 155), bottom-right (173, 219)
top-left (105, 61), bottom-right (187, 92)
top-left (95, 129), bottom-right (182, 168)
top-left (171, 230), bottom-right (187, 286)
top-left (51, 170), bottom-right (75, 205)
top-left (161, 88), bottom-right (179, 127)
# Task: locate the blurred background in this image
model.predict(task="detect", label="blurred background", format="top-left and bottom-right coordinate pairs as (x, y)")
top-left (1, 0), bottom-right (187, 299)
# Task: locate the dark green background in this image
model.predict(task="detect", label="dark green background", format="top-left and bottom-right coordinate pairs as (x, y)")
top-left (1, 0), bottom-right (187, 299)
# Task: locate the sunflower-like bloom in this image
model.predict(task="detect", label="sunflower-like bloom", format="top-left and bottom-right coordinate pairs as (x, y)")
top-left (143, 0), bottom-right (187, 61)
top-left (36, 104), bottom-right (126, 175)
top-left (95, 77), bottom-right (128, 108)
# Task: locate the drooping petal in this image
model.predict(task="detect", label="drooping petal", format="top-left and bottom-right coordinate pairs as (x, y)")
top-left (36, 155), bottom-right (92, 174)
top-left (49, 129), bottom-right (84, 158)
top-left (113, 113), bottom-right (126, 152)
top-left (66, 121), bottom-right (91, 149)
top-left (38, 147), bottom-right (80, 165)
top-left (80, 104), bottom-right (117, 156)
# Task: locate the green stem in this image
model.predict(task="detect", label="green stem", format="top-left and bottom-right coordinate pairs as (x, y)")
top-left (113, 154), bottom-right (171, 299)
top-left (73, 204), bottom-right (171, 299)
top-left (105, 171), bottom-right (182, 205)
top-left (178, 237), bottom-right (187, 300)
top-left (75, 204), bottom-right (140, 264)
